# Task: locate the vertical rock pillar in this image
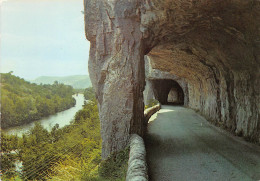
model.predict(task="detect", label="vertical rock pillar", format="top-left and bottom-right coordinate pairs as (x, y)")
top-left (84, 0), bottom-right (145, 159)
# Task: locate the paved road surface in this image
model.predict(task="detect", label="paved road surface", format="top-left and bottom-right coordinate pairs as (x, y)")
top-left (145, 106), bottom-right (260, 181)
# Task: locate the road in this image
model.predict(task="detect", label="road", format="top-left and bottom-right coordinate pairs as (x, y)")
top-left (145, 106), bottom-right (260, 181)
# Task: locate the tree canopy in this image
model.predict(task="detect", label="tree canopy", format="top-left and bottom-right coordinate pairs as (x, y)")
top-left (1, 73), bottom-right (76, 128)
top-left (1, 88), bottom-right (128, 180)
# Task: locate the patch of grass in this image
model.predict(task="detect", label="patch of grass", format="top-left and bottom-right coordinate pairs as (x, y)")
top-left (98, 147), bottom-right (130, 181)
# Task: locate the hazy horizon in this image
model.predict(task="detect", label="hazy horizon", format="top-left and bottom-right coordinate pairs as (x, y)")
top-left (0, 0), bottom-right (90, 80)
top-left (1, 71), bottom-right (90, 80)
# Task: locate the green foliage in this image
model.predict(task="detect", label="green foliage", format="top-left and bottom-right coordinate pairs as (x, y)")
top-left (48, 100), bottom-right (102, 180)
top-left (145, 99), bottom-right (159, 109)
top-left (84, 87), bottom-right (96, 101)
top-left (0, 133), bottom-right (19, 179)
top-left (1, 73), bottom-right (76, 128)
top-left (1, 87), bottom-right (129, 180)
top-left (43, 100), bottom-right (128, 181)
top-left (73, 88), bottom-right (85, 94)
top-left (16, 122), bottom-right (62, 180)
top-left (99, 148), bottom-right (129, 181)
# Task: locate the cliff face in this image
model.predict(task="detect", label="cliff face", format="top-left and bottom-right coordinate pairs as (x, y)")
top-left (84, 0), bottom-right (260, 158)
top-left (84, 0), bottom-right (146, 158)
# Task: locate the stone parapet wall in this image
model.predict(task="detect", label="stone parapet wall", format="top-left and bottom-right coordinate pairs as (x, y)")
top-left (144, 104), bottom-right (161, 125)
top-left (126, 105), bottom-right (161, 181)
top-left (126, 134), bottom-right (148, 181)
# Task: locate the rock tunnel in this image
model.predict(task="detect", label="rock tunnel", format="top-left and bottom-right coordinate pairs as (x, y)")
top-left (149, 79), bottom-right (184, 105)
top-left (84, 0), bottom-right (260, 158)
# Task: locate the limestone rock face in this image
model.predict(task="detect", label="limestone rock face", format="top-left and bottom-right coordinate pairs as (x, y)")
top-left (143, 80), bottom-right (155, 106)
top-left (84, 0), bottom-right (260, 158)
top-left (84, 0), bottom-right (145, 158)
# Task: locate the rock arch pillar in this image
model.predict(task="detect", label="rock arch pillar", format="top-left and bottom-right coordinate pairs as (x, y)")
top-left (84, 0), bottom-right (145, 159)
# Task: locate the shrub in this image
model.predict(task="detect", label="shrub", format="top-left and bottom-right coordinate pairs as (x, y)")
top-left (98, 147), bottom-right (129, 181)
top-left (145, 99), bottom-right (159, 109)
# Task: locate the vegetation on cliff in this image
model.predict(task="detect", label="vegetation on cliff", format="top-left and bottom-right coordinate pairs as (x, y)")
top-left (145, 99), bottom-right (159, 109)
top-left (1, 72), bottom-right (76, 128)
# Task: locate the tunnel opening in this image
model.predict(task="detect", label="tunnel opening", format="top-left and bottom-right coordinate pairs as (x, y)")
top-left (150, 79), bottom-right (184, 105)
top-left (84, 0), bottom-right (260, 159)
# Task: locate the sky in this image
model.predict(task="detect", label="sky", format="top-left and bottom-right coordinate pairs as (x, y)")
top-left (0, 0), bottom-right (90, 80)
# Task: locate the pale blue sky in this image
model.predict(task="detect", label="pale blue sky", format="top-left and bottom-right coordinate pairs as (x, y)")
top-left (0, 0), bottom-right (90, 80)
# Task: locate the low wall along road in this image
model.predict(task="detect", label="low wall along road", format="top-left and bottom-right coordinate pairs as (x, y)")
top-left (126, 104), bottom-right (161, 181)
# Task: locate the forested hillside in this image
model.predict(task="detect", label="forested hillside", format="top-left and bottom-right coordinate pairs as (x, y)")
top-left (1, 88), bottom-right (128, 180)
top-left (1, 73), bottom-right (76, 128)
top-left (84, 87), bottom-right (95, 100)
top-left (31, 75), bottom-right (91, 89)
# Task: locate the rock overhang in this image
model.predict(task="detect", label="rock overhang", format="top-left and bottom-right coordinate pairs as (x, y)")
top-left (84, 0), bottom-right (260, 158)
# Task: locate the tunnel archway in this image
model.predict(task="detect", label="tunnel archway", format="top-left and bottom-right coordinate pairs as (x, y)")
top-left (151, 79), bottom-right (184, 105)
top-left (85, 0), bottom-right (260, 158)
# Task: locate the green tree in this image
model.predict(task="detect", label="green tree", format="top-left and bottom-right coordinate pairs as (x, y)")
top-left (0, 133), bottom-right (19, 179)
top-left (1, 73), bottom-right (76, 128)
top-left (84, 87), bottom-right (96, 101)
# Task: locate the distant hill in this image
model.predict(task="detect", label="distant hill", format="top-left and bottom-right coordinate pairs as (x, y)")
top-left (1, 73), bottom-right (76, 128)
top-left (31, 75), bottom-right (92, 89)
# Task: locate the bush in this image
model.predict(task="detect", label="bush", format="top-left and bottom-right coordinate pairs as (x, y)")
top-left (145, 99), bottom-right (159, 109)
top-left (98, 147), bottom-right (129, 181)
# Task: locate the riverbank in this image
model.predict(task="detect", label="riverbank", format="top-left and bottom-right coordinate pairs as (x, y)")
top-left (2, 94), bottom-right (85, 137)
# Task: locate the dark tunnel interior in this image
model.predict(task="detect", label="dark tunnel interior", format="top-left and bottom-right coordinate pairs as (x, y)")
top-left (150, 79), bottom-right (184, 105)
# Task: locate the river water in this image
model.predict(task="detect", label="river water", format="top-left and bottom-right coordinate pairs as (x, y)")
top-left (3, 94), bottom-right (85, 137)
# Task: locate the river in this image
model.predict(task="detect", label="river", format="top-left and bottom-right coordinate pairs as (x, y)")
top-left (3, 94), bottom-right (85, 137)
